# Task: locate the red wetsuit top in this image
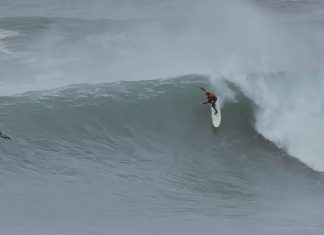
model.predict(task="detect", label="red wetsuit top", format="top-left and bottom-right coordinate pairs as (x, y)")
top-left (208, 93), bottom-right (217, 103)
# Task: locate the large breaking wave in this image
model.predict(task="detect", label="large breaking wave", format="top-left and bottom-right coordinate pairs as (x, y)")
top-left (0, 75), bottom-right (318, 175)
top-left (0, 0), bottom-right (324, 174)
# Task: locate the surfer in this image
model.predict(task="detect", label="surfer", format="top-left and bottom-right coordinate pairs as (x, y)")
top-left (200, 87), bottom-right (218, 114)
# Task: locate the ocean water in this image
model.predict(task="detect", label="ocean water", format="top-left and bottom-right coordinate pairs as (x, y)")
top-left (1, 0), bottom-right (324, 234)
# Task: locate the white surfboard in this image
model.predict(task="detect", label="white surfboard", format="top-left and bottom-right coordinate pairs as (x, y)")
top-left (211, 101), bottom-right (221, 127)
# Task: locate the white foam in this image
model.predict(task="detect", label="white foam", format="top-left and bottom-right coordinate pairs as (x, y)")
top-left (218, 70), bottom-right (324, 172)
top-left (0, 29), bottom-right (19, 55)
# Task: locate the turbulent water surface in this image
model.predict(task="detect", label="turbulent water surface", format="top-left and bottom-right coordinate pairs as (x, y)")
top-left (1, 0), bottom-right (324, 234)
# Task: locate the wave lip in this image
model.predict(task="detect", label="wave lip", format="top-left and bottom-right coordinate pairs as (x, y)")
top-left (220, 71), bottom-right (324, 172)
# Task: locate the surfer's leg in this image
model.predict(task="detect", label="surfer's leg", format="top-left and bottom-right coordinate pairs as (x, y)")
top-left (212, 103), bottom-right (217, 114)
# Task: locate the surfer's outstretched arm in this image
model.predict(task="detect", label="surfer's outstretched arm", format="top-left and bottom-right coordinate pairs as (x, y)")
top-left (199, 87), bottom-right (207, 93)
top-left (202, 101), bottom-right (209, 104)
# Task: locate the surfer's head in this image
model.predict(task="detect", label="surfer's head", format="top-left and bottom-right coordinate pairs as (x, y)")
top-left (205, 92), bottom-right (210, 96)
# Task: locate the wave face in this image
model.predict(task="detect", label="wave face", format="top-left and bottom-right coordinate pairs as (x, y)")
top-left (1, 76), bottom-right (324, 235)
top-left (0, 75), bottom-right (318, 175)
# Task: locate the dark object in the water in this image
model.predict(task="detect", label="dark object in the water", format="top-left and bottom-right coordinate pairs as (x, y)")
top-left (0, 131), bottom-right (11, 141)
